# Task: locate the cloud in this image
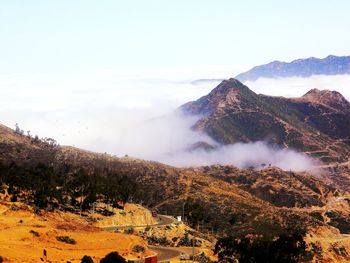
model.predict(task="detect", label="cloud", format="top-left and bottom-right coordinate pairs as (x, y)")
top-left (161, 140), bottom-right (319, 172)
top-left (1, 71), bottom-right (345, 173)
top-left (0, 70), bottom-right (221, 153)
top-left (80, 110), bottom-right (317, 173)
top-left (244, 74), bottom-right (350, 100)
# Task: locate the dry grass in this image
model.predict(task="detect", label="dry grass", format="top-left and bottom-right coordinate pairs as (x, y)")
top-left (0, 201), bottom-right (152, 262)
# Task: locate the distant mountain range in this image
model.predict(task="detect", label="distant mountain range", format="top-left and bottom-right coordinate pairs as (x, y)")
top-left (235, 55), bottom-right (350, 82)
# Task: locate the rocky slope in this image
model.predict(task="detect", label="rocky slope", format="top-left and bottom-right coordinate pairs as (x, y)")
top-left (1, 122), bottom-right (349, 238)
top-left (235, 55), bottom-right (350, 82)
top-left (181, 78), bottom-right (350, 164)
top-left (3, 120), bottom-right (350, 260)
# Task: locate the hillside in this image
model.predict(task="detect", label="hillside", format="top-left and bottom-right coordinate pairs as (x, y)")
top-left (0, 200), bottom-right (151, 262)
top-left (1, 123), bottom-right (349, 234)
top-left (2, 121), bottom-right (350, 260)
top-left (235, 55), bottom-right (350, 82)
top-left (181, 79), bottom-right (350, 163)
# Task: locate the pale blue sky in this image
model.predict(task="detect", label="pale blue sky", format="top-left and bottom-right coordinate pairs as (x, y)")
top-left (1, 0), bottom-right (349, 75)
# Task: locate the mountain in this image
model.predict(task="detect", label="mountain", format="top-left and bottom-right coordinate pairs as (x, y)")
top-left (235, 55), bottom-right (350, 82)
top-left (2, 121), bottom-right (350, 260)
top-left (181, 78), bottom-right (350, 189)
top-left (0, 122), bottom-right (346, 234)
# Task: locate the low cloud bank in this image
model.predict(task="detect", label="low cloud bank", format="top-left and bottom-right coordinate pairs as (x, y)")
top-left (86, 110), bottom-right (318, 172)
top-left (1, 71), bottom-right (346, 172)
top-left (160, 140), bottom-right (318, 172)
top-left (245, 74), bottom-right (350, 100)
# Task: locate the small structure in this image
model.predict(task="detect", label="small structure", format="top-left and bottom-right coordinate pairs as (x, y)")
top-left (145, 255), bottom-right (157, 263)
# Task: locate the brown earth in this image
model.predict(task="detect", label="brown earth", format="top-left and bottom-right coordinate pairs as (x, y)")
top-left (0, 200), bottom-right (152, 262)
top-left (2, 119), bottom-right (350, 261)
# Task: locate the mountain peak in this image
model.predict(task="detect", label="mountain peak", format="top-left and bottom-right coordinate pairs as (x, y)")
top-left (302, 88), bottom-right (350, 111)
top-left (182, 78), bottom-right (257, 115)
top-left (182, 79), bottom-right (350, 158)
top-left (209, 78), bottom-right (253, 96)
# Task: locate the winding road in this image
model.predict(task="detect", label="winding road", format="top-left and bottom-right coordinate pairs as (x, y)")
top-left (149, 246), bottom-right (199, 262)
top-left (101, 215), bottom-right (198, 262)
top-left (149, 246), bottom-right (181, 261)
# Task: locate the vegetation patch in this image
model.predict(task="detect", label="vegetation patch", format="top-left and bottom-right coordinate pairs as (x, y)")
top-left (132, 245), bottom-right (145, 253)
top-left (56, 235), bottom-right (77, 245)
top-left (100, 251), bottom-right (126, 263)
top-left (81, 255), bottom-right (94, 263)
top-left (214, 233), bottom-right (313, 263)
top-left (29, 230), bottom-right (40, 237)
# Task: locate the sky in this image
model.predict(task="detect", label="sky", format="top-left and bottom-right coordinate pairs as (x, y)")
top-left (0, 1), bottom-right (349, 170)
top-left (1, 0), bottom-right (350, 75)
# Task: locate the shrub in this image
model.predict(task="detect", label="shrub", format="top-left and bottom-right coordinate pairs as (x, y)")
top-left (29, 230), bottom-right (40, 237)
top-left (193, 252), bottom-right (213, 263)
top-left (132, 245), bottom-right (145, 253)
top-left (124, 228), bottom-right (134, 234)
top-left (56, 236), bottom-right (77, 245)
top-left (147, 235), bottom-right (171, 246)
top-left (177, 233), bottom-right (199, 247)
top-left (81, 255), bottom-right (94, 263)
top-left (100, 252), bottom-right (126, 263)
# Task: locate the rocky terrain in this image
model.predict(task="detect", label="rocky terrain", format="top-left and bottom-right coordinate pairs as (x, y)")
top-left (1, 123), bottom-right (350, 236)
top-left (235, 55), bottom-right (350, 82)
top-left (181, 78), bottom-right (350, 189)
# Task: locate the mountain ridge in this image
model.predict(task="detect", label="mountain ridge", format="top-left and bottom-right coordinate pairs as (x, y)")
top-left (0, 121), bottom-right (347, 235)
top-left (2, 119), bottom-right (350, 260)
top-left (181, 78), bottom-right (350, 190)
top-left (235, 55), bottom-right (350, 82)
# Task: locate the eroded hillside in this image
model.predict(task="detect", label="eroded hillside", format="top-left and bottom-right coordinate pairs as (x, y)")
top-left (2, 121), bottom-right (350, 261)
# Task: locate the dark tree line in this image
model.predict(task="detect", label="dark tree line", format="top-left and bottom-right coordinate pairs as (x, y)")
top-left (214, 232), bottom-right (313, 263)
top-left (0, 160), bottom-right (141, 211)
top-left (184, 199), bottom-right (207, 229)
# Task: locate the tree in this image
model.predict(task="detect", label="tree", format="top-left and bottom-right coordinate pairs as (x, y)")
top-left (214, 233), bottom-right (310, 263)
top-left (100, 252), bottom-right (126, 263)
top-left (81, 255), bottom-right (94, 263)
top-left (15, 123), bottom-right (21, 134)
top-left (186, 199), bottom-right (205, 229)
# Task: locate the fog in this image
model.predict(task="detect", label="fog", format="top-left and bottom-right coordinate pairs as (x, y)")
top-left (245, 74), bottom-right (350, 99)
top-left (1, 71), bottom-right (348, 172)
